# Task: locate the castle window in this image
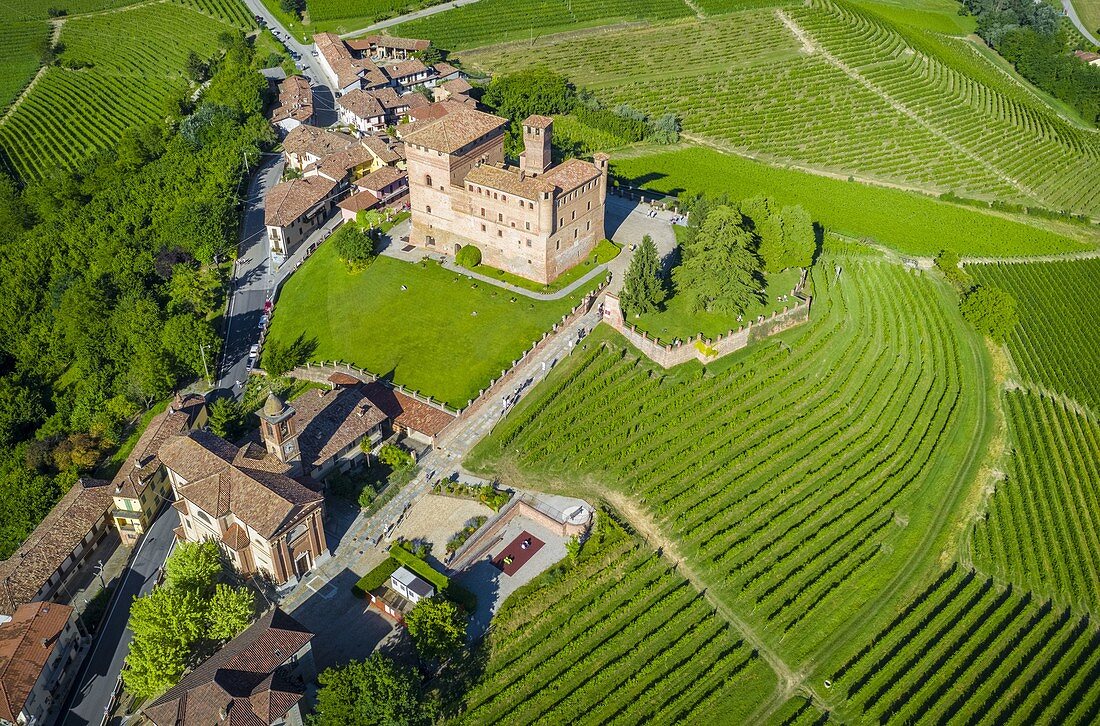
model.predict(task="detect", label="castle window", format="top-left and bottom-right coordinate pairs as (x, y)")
top-left (518, 199), bottom-right (524, 207)
top-left (529, 202), bottom-right (534, 209)
top-left (502, 195), bottom-right (507, 202)
top-left (525, 221), bottom-right (531, 230)
top-left (498, 230), bottom-right (503, 237)
top-left (574, 229), bottom-right (578, 239)
top-left (467, 184), bottom-right (473, 191)
top-left (425, 174), bottom-right (432, 186)
top-left (426, 205), bottom-right (431, 214)
top-left (559, 217), bottom-right (564, 226)
top-left (526, 239), bottom-right (532, 247)
top-left (587, 221), bottom-right (591, 230)
top-left (571, 210), bottom-right (576, 220)
top-left (498, 213), bottom-right (503, 222)
top-left (493, 192), bottom-right (498, 200)
top-left (481, 207), bottom-right (485, 216)
top-left (511, 222), bottom-right (515, 228)
top-left (556, 240), bottom-right (560, 250)
top-left (481, 224), bottom-right (486, 232)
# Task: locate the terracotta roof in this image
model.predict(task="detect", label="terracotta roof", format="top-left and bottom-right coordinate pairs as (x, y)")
top-left (440, 77), bottom-right (472, 95)
top-left (222, 523), bottom-right (251, 551)
top-left (363, 383), bottom-right (455, 438)
top-left (313, 145), bottom-right (375, 181)
top-left (0, 479), bottom-right (113, 615)
top-left (112, 394), bottom-right (205, 499)
top-left (315, 32), bottom-right (380, 89)
top-left (1075, 50), bottom-right (1100, 62)
top-left (337, 190), bottom-right (381, 213)
top-left (327, 372), bottom-right (360, 386)
top-left (271, 76), bottom-right (313, 124)
top-left (354, 165), bottom-right (406, 192)
top-left (144, 608), bottom-right (313, 726)
top-left (524, 114), bottom-right (553, 129)
top-left (383, 59), bottom-right (427, 80)
top-left (541, 157), bottom-right (602, 193)
top-left (433, 62), bottom-right (460, 78)
top-left (401, 106), bottom-right (507, 154)
top-left (466, 163), bottom-right (555, 199)
top-left (282, 125), bottom-right (358, 158)
top-left (264, 176), bottom-right (337, 227)
top-left (361, 134), bottom-right (404, 164)
top-left (0, 602), bottom-right (74, 722)
top-left (349, 34), bottom-right (430, 52)
top-left (337, 89), bottom-right (385, 120)
top-left (290, 386), bottom-right (387, 469)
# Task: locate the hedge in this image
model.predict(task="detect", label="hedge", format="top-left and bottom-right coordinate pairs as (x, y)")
top-left (390, 544), bottom-right (450, 591)
top-left (352, 557), bottom-right (400, 598)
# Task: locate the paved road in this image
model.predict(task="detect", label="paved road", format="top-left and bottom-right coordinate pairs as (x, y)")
top-left (59, 510), bottom-right (180, 726)
top-left (339, 0), bottom-right (482, 38)
top-left (1063, 0), bottom-right (1100, 47)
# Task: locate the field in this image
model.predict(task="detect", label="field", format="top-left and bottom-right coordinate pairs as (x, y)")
top-left (468, 258), bottom-right (992, 669)
top-left (973, 390), bottom-right (1100, 614)
top-left (970, 259), bottom-right (1100, 412)
top-left (830, 565), bottom-right (1100, 723)
top-left (265, 245), bottom-right (601, 409)
top-left (462, 1), bottom-right (1100, 216)
top-left (0, 22), bottom-right (49, 114)
top-left (389, 0), bottom-right (693, 50)
top-left (0, 0), bottom-right (254, 181)
top-left (610, 147), bottom-right (1091, 258)
top-left (455, 516), bottom-right (777, 724)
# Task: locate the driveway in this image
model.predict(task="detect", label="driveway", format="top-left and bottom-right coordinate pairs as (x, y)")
top-left (605, 195), bottom-right (681, 295)
top-left (59, 510), bottom-right (180, 726)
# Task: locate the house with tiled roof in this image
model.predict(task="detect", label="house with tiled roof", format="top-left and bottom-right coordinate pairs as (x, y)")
top-left (0, 602), bottom-right (83, 726)
top-left (143, 607), bottom-right (314, 726)
top-left (346, 34), bottom-right (430, 60)
top-left (264, 175), bottom-right (339, 257)
top-left (362, 382), bottom-right (455, 447)
top-left (337, 87), bottom-right (428, 136)
top-left (282, 125), bottom-right (359, 172)
top-left (338, 165), bottom-right (409, 222)
top-left (0, 479), bottom-right (115, 616)
top-left (433, 77), bottom-right (473, 103)
top-left (313, 33), bottom-right (456, 97)
top-left (160, 429), bottom-right (329, 587)
top-left (405, 111), bottom-right (609, 284)
top-left (270, 75), bottom-right (313, 134)
top-left (111, 393), bottom-right (207, 546)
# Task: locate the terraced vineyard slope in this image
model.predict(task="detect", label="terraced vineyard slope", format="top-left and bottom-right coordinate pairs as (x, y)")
top-left (970, 259), bottom-right (1100, 413)
top-left (0, 0), bottom-right (254, 181)
top-left (468, 258), bottom-right (990, 669)
top-left (463, 1), bottom-right (1100, 215)
top-left (830, 565), bottom-right (1100, 723)
top-left (973, 390), bottom-right (1100, 614)
top-left (456, 516), bottom-right (778, 724)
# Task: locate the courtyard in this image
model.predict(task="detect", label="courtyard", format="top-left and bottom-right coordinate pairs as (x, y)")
top-left (266, 242), bottom-right (603, 408)
top-left (389, 493), bottom-right (493, 563)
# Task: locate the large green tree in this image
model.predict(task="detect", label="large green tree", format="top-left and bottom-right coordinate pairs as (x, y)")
top-left (124, 587), bottom-right (207, 699)
top-left (311, 653), bottom-right (428, 726)
top-left (405, 597), bottom-right (465, 663)
top-left (332, 224), bottom-right (376, 272)
top-left (206, 583), bottom-right (255, 641)
top-left (619, 235), bottom-right (665, 317)
top-left (164, 540), bottom-right (222, 593)
top-left (960, 284), bottom-right (1018, 343)
top-left (672, 206), bottom-right (764, 315)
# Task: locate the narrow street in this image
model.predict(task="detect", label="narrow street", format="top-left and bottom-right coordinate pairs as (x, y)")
top-left (59, 510), bottom-right (180, 726)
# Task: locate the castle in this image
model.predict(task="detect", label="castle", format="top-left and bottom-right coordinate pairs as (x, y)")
top-left (403, 108), bottom-right (609, 284)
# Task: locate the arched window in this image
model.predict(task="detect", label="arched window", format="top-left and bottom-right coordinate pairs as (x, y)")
top-left (425, 174), bottom-right (432, 187)
top-left (287, 523), bottom-right (307, 542)
top-left (426, 205), bottom-right (432, 214)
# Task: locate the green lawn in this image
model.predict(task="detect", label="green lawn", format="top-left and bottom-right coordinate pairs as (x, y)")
top-left (612, 146), bottom-right (1094, 258)
top-left (630, 266), bottom-right (803, 344)
top-left (267, 246), bottom-right (601, 408)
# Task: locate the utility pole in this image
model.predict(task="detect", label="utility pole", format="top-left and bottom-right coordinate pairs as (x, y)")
top-left (198, 341), bottom-right (211, 382)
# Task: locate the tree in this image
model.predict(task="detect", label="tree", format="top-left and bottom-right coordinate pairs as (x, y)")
top-left (619, 235), bottom-right (665, 317)
top-left (331, 224), bottom-right (376, 272)
top-left (165, 540), bottom-right (222, 593)
top-left (376, 443), bottom-right (414, 470)
top-left (960, 284), bottom-right (1017, 343)
top-left (185, 51), bottom-right (209, 83)
top-left (206, 583), bottom-right (255, 640)
top-left (455, 245), bottom-right (481, 269)
top-left (778, 205), bottom-right (815, 269)
top-left (482, 69), bottom-right (575, 156)
top-left (168, 264), bottom-right (221, 316)
top-left (648, 112), bottom-right (680, 144)
top-left (262, 334), bottom-right (314, 376)
top-left (672, 206), bottom-right (764, 315)
top-left (207, 397), bottom-right (245, 440)
top-left (124, 587), bottom-right (207, 699)
top-left (310, 653), bottom-right (427, 726)
top-left (355, 209), bottom-right (385, 233)
top-left (405, 597), bottom-right (465, 663)
top-left (161, 314), bottom-right (220, 381)
top-left (935, 248), bottom-right (969, 287)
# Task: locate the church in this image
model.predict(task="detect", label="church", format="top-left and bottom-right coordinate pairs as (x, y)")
top-left (402, 107), bottom-right (609, 284)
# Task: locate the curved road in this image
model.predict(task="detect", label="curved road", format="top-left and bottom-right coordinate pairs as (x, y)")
top-left (1063, 0), bottom-right (1100, 47)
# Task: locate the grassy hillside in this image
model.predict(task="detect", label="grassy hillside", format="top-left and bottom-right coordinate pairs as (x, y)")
top-left (611, 146), bottom-right (1093, 258)
top-left (461, 1), bottom-right (1100, 216)
top-left (0, 0), bottom-right (255, 181)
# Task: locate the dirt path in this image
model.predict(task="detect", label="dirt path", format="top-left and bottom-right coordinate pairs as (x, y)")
top-left (776, 8), bottom-right (814, 54)
top-left (774, 9), bottom-right (1047, 208)
top-left (962, 247), bottom-right (1100, 265)
top-left (681, 0), bottom-right (705, 20)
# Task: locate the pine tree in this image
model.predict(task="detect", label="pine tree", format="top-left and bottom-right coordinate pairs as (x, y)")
top-left (778, 205), bottom-right (815, 269)
top-left (620, 235), bottom-right (665, 317)
top-left (672, 206), bottom-right (764, 314)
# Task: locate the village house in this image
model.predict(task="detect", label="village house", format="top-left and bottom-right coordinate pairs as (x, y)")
top-left (0, 602), bottom-right (84, 726)
top-left (368, 566), bottom-right (434, 623)
top-left (143, 607), bottom-right (314, 726)
top-left (270, 75), bottom-right (314, 134)
top-left (338, 165), bottom-right (409, 222)
top-left (337, 86), bottom-right (429, 136)
top-left (1074, 49), bottom-right (1100, 66)
top-left (282, 125), bottom-right (359, 172)
top-left (360, 134), bottom-right (406, 171)
top-left (111, 393), bottom-right (206, 547)
top-left (0, 478), bottom-right (115, 617)
top-left (346, 34), bottom-right (430, 60)
top-left (313, 32), bottom-right (456, 96)
top-left (433, 77), bottom-right (473, 103)
top-left (264, 175), bottom-right (338, 257)
top-left (403, 110), bottom-right (609, 284)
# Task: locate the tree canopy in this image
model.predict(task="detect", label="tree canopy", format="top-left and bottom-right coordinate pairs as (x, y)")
top-left (619, 235), bottom-right (665, 317)
top-left (672, 206), bottom-right (765, 315)
top-left (332, 223), bottom-right (377, 272)
top-left (310, 653), bottom-right (431, 726)
top-left (405, 597), bottom-right (465, 663)
top-left (960, 284), bottom-right (1018, 343)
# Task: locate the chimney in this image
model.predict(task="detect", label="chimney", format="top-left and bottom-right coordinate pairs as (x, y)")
top-left (519, 169), bottom-right (526, 181)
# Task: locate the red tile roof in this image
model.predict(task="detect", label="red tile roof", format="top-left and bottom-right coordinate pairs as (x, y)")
top-left (541, 157), bottom-right (602, 193)
top-left (264, 176), bottom-right (337, 227)
top-left (401, 106), bottom-right (507, 154)
top-left (338, 190), bottom-right (381, 213)
top-left (362, 383), bottom-right (455, 438)
top-left (0, 602), bottom-right (73, 722)
top-left (353, 165), bottom-right (406, 192)
top-left (289, 386), bottom-right (387, 469)
top-left (144, 608), bottom-right (313, 726)
top-left (112, 394), bottom-right (205, 499)
top-left (271, 76), bottom-right (313, 124)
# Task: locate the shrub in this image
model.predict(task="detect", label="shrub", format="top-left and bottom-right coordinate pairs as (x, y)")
top-left (377, 442), bottom-right (414, 470)
top-left (960, 284), bottom-right (1018, 343)
top-left (390, 544), bottom-right (449, 591)
top-left (352, 557), bottom-right (400, 598)
top-left (331, 224), bottom-right (376, 272)
top-left (455, 244), bottom-right (482, 269)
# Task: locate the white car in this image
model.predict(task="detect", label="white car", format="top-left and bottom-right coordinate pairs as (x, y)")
top-left (247, 344), bottom-right (260, 368)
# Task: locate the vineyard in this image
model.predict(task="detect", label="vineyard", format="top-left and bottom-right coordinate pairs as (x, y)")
top-left (828, 565), bottom-right (1100, 723)
top-left (972, 390), bottom-right (1100, 614)
top-left (970, 259), bottom-right (1100, 414)
top-left (0, 22), bottom-right (49, 113)
top-left (463, 1), bottom-right (1100, 216)
top-left (0, 0), bottom-right (253, 181)
top-left (468, 258), bottom-right (990, 664)
top-left (455, 515), bottom-right (777, 724)
top-left (389, 0), bottom-right (693, 50)
top-left (306, 0), bottom-right (440, 23)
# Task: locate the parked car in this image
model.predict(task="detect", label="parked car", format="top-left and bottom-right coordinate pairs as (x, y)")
top-left (258, 314), bottom-right (268, 330)
top-left (311, 50), bottom-right (319, 57)
top-left (248, 344), bottom-right (260, 368)
top-left (263, 300), bottom-right (273, 314)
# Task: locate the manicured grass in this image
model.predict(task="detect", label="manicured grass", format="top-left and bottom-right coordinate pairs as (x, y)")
top-left (1072, 0), bottom-right (1100, 41)
top-left (611, 146), bottom-right (1092, 257)
top-left (468, 258), bottom-right (993, 672)
top-left (266, 245), bottom-right (601, 409)
top-left (628, 247), bottom-right (803, 344)
top-left (471, 239), bottom-right (620, 294)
